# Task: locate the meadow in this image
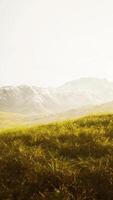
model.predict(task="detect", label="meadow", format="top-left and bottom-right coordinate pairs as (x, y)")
top-left (0, 114), bottom-right (113, 199)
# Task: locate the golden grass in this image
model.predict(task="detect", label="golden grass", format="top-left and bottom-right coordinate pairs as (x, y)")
top-left (0, 114), bottom-right (113, 199)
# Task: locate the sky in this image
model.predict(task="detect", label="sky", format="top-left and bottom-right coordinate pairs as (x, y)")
top-left (0, 0), bottom-right (113, 86)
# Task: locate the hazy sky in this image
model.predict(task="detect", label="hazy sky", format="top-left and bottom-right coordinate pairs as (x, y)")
top-left (0, 0), bottom-right (113, 86)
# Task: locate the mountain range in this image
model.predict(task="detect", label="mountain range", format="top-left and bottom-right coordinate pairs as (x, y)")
top-left (0, 78), bottom-right (113, 125)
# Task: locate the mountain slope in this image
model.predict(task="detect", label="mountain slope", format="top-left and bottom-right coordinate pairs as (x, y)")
top-left (34, 100), bottom-right (113, 123)
top-left (0, 78), bottom-right (113, 115)
top-left (59, 78), bottom-right (113, 104)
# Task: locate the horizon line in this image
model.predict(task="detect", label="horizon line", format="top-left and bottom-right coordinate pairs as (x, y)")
top-left (0, 77), bottom-right (112, 88)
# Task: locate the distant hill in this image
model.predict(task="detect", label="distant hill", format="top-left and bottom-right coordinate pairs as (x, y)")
top-left (34, 100), bottom-right (113, 123)
top-left (0, 78), bottom-right (113, 115)
top-left (57, 100), bottom-right (113, 120)
top-left (1, 100), bottom-right (113, 128)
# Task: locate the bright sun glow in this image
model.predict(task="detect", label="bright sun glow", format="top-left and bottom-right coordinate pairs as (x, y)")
top-left (0, 0), bottom-right (113, 86)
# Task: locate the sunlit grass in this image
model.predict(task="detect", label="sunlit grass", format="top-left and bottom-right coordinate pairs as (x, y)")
top-left (0, 114), bottom-right (113, 199)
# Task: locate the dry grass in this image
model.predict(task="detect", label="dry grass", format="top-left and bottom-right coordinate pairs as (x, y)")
top-left (0, 114), bottom-right (113, 199)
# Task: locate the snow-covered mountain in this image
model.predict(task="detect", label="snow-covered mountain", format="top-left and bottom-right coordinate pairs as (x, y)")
top-left (0, 78), bottom-right (113, 115)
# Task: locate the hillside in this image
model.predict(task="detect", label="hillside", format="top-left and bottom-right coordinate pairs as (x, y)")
top-left (1, 100), bottom-right (113, 129)
top-left (45, 100), bottom-right (113, 122)
top-left (26, 100), bottom-right (113, 124)
top-left (1, 114), bottom-right (113, 199)
top-left (0, 112), bottom-right (27, 129)
top-left (1, 78), bottom-right (113, 115)
top-left (0, 112), bottom-right (41, 129)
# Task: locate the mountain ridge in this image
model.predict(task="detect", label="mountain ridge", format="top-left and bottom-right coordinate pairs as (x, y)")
top-left (0, 78), bottom-right (113, 115)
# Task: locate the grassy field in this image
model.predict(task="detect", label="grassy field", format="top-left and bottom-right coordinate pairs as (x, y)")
top-left (0, 114), bottom-right (113, 199)
top-left (0, 112), bottom-right (27, 129)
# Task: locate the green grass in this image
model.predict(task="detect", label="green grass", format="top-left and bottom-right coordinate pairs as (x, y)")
top-left (0, 114), bottom-right (113, 199)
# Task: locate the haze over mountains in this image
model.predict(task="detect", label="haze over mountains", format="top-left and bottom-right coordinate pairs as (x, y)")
top-left (0, 78), bottom-right (113, 120)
